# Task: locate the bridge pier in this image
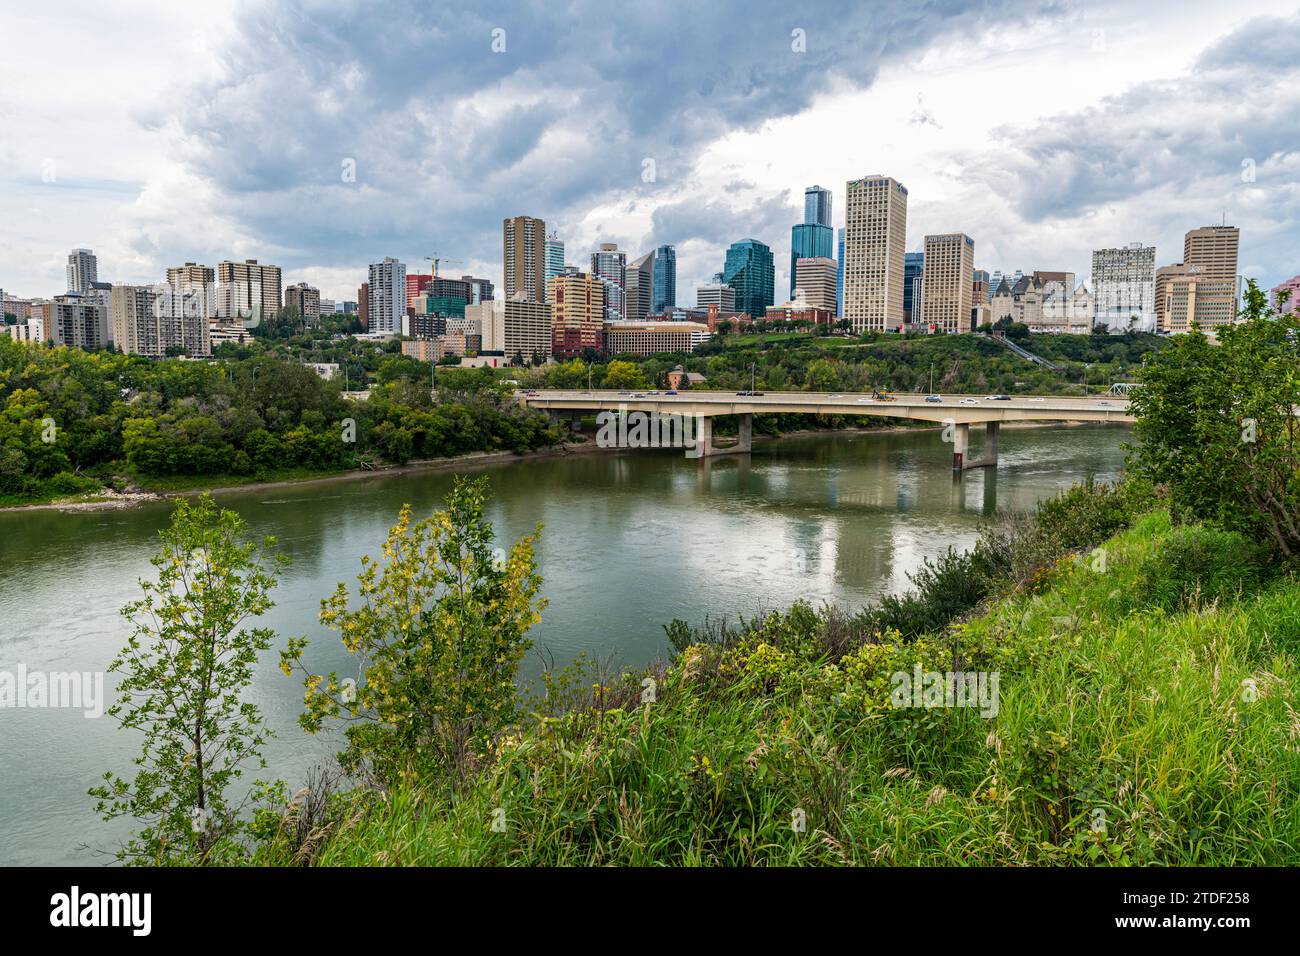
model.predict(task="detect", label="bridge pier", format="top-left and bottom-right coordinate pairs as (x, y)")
top-left (951, 422), bottom-right (969, 470)
top-left (953, 421), bottom-right (1000, 471)
top-left (689, 413), bottom-right (752, 459)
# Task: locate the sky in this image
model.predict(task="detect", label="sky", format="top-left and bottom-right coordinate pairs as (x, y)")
top-left (1, 0), bottom-right (1298, 305)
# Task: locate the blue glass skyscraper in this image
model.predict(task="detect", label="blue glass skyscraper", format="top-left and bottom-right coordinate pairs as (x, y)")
top-left (652, 244), bottom-right (676, 313)
top-left (791, 223), bottom-right (834, 298)
top-left (804, 185), bottom-right (832, 227)
top-left (791, 184), bottom-right (833, 299)
top-left (904, 252), bottom-right (924, 323)
top-left (723, 239), bottom-right (775, 318)
top-left (837, 228), bottom-right (845, 317)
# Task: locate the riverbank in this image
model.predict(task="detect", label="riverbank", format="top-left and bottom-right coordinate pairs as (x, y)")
top-left (0, 418), bottom-right (1121, 513)
top-left (250, 504), bottom-right (1300, 866)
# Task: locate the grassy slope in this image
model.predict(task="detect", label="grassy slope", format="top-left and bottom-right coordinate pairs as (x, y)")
top-left (263, 510), bottom-right (1300, 866)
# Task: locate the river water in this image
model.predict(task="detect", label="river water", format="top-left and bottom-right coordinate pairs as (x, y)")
top-left (0, 424), bottom-right (1128, 864)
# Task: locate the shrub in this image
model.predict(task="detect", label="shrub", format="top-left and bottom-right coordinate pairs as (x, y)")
top-left (1135, 524), bottom-right (1272, 611)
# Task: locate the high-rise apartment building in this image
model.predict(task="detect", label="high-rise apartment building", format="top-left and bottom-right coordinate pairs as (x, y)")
top-left (804, 185), bottom-right (832, 228)
top-left (111, 284), bottom-right (206, 356)
top-left (843, 175), bottom-right (908, 332)
top-left (903, 252), bottom-right (924, 323)
top-left (544, 232), bottom-right (565, 284)
top-left (285, 282), bottom-right (321, 322)
top-left (48, 295), bottom-right (110, 349)
top-left (625, 251), bottom-right (655, 323)
top-left (696, 283), bottom-right (737, 313)
top-left (722, 239), bottom-right (775, 318)
top-left (591, 243), bottom-right (627, 322)
top-left (504, 216), bottom-right (547, 303)
top-left (793, 257), bottom-right (837, 312)
top-left (165, 263), bottom-right (217, 324)
top-left (1092, 243), bottom-right (1156, 332)
top-left (920, 233), bottom-right (975, 334)
top-left (367, 258), bottom-right (406, 334)
top-left (66, 248), bottom-right (97, 294)
top-left (217, 259), bottom-right (282, 321)
top-left (547, 270), bottom-right (605, 358)
top-left (653, 244), bottom-right (676, 313)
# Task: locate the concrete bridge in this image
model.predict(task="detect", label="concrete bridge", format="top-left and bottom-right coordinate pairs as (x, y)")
top-left (519, 389), bottom-right (1133, 469)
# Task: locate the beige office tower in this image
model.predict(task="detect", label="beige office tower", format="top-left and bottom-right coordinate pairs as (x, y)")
top-left (503, 216), bottom-right (547, 303)
top-left (625, 251), bottom-right (655, 322)
top-left (920, 233), bottom-right (975, 333)
top-left (217, 259), bottom-right (282, 321)
top-left (469, 298), bottom-right (553, 364)
top-left (1155, 225), bottom-right (1241, 333)
top-left (1182, 225), bottom-right (1240, 329)
top-left (843, 175), bottom-right (907, 332)
top-left (793, 256), bottom-right (838, 312)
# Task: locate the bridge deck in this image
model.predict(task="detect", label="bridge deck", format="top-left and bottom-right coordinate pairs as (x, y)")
top-left (519, 389), bottom-right (1133, 424)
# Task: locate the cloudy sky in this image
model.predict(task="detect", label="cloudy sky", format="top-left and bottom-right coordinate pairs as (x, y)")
top-left (2, 0), bottom-right (1297, 304)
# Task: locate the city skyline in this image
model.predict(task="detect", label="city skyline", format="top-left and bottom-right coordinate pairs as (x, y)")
top-left (1, 1), bottom-right (1297, 306)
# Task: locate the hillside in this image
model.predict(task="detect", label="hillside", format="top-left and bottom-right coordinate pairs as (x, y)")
top-left (252, 508), bottom-right (1300, 866)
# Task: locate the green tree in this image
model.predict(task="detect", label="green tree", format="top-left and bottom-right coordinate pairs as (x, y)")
top-left (602, 359), bottom-right (648, 390)
top-left (1131, 280), bottom-right (1300, 555)
top-left (91, 495), bottom-right (287, 863)
top-left (281, 476), bottom-right (545, 786)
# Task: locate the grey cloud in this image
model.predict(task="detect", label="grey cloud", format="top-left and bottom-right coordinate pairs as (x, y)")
top-left (142, 0), bottom-right (1055, 290)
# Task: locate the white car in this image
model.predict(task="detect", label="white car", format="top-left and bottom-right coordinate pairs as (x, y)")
top-left (1028, 396), bottom-right (1046, 402)
top-left (960, 398), bottom-right (980, 406)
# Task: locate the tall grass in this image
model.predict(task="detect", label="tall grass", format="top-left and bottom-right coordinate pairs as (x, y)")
top-left (251, 502), bottom-right (1300, 866)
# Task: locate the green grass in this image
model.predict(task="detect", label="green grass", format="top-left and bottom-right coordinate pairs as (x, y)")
top-left (130, 465), bottom-right (356, 493)
top-left (251, 510), bottom-right (1300, 866)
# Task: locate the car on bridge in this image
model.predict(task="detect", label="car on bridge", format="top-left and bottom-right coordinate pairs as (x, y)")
top-left (736, 390), bottom-right (765, 396)
top-left (986, 394), bottom-right (1011, 401)
top-left (925, 395), bottom-right (942, 403)
top-left (960, 398), bottom-right (980, 405)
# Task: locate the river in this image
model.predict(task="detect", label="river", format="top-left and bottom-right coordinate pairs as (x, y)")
top-left (0, 424), bottom-right (1129, 864)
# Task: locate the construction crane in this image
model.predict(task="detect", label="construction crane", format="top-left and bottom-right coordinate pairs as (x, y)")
top-left (424, 255), bottom-right (464, 277)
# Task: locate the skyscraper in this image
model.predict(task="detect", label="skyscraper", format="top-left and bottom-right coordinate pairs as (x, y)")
top-left (903, 252), bottom-right (924, 324)
top-left (790, 222), bottom-right (834, 299)
top-left (545, 231), bottom-right (565, 284)
top-left (843, 175), bottom-right (908, 332)
top-left (920, 233), bottom-right (975, 333)
top-left (547, 270), bottom-right (605, 357)
top-left (503, 215), bottom-right (547, 303)
top-left (723, 239), bottom-right (775, 318)
top-left (804, 185), bottom-right (832, 227)
top-left (625, 251), bottom-right (655, 323)
top-left (1092, 243), bottom-right (1156, 332)
top-left (836, 228), bottom-right (845, 317)
top-left (591, 243), bottom-right (627, 322)
top-left (793, 257), bottom-right (838, 312)
top-left (1155, 225), bottom-right (1241, 333)
top-left (367, 257), bottom-right (406, 334)
top-left (66, 248), bottom-right (97, 294)
top-left (653, 244), bottom-right (676, 313)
